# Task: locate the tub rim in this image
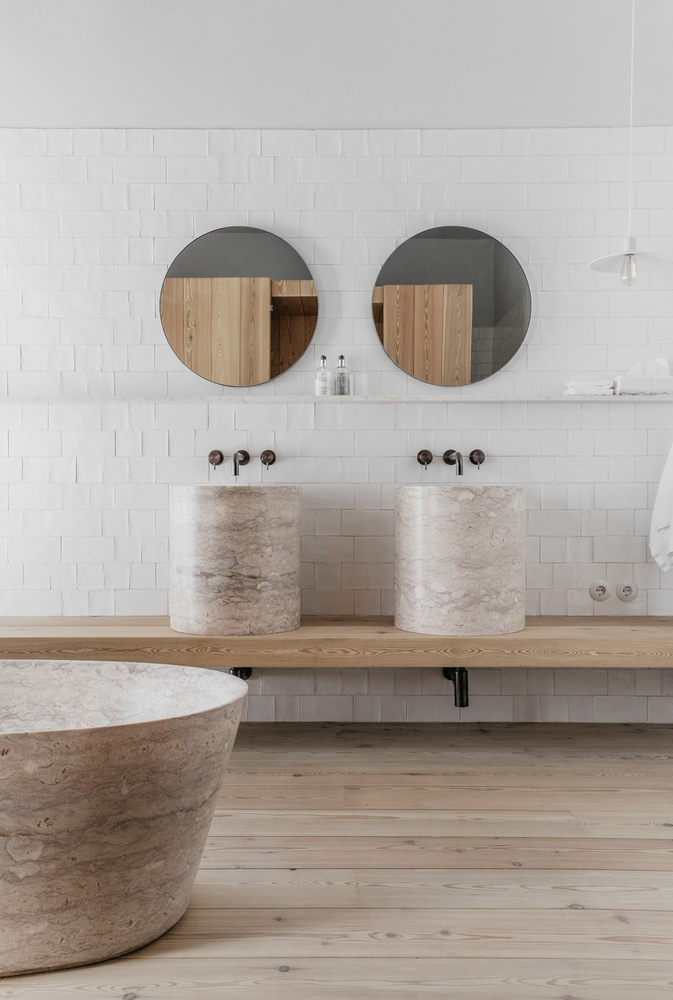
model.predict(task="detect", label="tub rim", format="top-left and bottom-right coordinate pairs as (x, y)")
top-left (0, 658), bottom-right (248, 737)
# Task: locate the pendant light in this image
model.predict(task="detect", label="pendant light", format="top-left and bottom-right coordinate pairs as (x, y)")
top-left (589, 0), bottom-right (672, 283)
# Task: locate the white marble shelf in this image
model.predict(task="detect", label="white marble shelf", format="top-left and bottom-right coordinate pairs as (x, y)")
top-left (2, 395), bottom-right (673, 405)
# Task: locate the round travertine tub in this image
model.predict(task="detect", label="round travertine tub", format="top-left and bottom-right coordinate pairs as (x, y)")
top-left (0, 660), bottom-right (247, 976)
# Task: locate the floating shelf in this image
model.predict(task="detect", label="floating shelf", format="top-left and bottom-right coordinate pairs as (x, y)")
top-left (1, 395), bottom-right (672, 406)
top-left (1, 616), bottom-right (672, 670)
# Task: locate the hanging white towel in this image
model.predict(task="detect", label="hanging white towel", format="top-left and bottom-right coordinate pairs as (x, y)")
top-left (650, 440), bottom-right (673, 571)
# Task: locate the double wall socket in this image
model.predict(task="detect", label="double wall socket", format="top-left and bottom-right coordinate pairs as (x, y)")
top-left (589, 581), bottom-right (639, 603)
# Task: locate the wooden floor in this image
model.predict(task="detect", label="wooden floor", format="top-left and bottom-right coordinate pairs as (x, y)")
top-left (3, 722), bottom-right (673, 999)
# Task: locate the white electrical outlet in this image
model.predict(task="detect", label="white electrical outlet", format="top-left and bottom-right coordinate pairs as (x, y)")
top-left (589, 581), bottom-right (610, 602)
top-left (616, 581), bottom-right (638, 603)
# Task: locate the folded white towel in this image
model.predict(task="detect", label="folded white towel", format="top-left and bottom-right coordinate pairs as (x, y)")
top-left (650, 441), bottom-right (673, 571)
top-left (566, 380), bottom-right (614, 389)
top-left (563, 386), bottom-right (614, 396)
top-left (614, 375), bottom-right (673, 395)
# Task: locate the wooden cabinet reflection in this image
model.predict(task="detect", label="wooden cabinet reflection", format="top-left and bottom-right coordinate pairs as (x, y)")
top-left (161, 277), bottom-right (318, 386)
top-left (373, 283), bottom-right (473, 386)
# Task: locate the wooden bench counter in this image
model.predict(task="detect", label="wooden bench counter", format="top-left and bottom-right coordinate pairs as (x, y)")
top-left (0, 615), bottom-right (672, 670)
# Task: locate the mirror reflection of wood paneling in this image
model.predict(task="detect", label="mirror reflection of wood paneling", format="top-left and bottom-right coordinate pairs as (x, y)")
top-left (377, 284), bottom-right (473, 386)
top-left (183, 278), bottom-right (213, 377)
top-left (413, 284), bottom-right (445, 384)
top-left (442, 283), bottom-right (473, 386)
top-left (211, 278), bottom-right (240, 383)
top-left (164, 277), bottom-right (319, 386)
top-left (239, 277), bottom-right (271, 385)
top-left (160, 276), bottom-right (214, 380)
top-left (270, 280), bottom-right (318, 380)
top-left (381, 285), bottom-right (415, 377)
top-left (162, 276), bottom-right (271, 385)
top-left (372, 286), bottom-right (383, 338)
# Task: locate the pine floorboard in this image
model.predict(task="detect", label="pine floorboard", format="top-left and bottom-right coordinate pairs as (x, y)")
top-left (3, 722), bottom-right (673, 999)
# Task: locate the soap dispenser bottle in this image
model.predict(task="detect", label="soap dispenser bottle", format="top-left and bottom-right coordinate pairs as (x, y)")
top-left (315, 355), bottom-right (331, 395)
top-left (333, 355), bottom-right (351, 395)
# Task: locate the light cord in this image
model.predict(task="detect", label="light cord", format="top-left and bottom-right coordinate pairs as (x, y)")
top-left (627, 0), bottom-right (635, 237)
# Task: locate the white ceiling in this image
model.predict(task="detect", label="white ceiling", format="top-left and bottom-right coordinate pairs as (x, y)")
top-left (1, 0), bottom-right (671, 128)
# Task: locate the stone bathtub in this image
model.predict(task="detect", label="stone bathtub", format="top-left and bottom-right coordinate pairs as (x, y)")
top-left (0, 659), bottom-right (247, 976)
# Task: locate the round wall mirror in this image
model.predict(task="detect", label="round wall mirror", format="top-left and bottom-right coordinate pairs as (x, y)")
top-left (372, 226), bottom-right (531, 386)
top-left (160, 227), bottom-right (318, 387)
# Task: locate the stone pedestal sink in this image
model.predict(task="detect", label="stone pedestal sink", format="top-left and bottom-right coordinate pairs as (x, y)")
top-left (394, 484), bottom-right (525, 636)
top-left (170, 484), bottom-right (300, 635)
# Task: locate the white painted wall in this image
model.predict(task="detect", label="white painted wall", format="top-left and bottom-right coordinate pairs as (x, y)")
top-left (1, 0), bottom-right (672, 128)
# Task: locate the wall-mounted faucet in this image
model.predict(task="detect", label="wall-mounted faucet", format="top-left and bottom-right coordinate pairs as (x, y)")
top-left (208, 449), bottom-right (277, 475)
top-left (233, 450), bottom-right (250, 476)
top-left (443, 450), bottom-right (463, 475)
top-left (416, 449), bottom-right (486, 474)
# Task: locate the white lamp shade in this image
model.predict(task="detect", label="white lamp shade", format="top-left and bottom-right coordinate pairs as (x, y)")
top-left (589, 250), bottom-right (673, 273)
top-left (589, 236), bottom-right (672, 273)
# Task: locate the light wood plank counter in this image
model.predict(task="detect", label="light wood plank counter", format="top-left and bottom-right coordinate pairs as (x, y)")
top-left (0, 615), bottom-right (671, 670)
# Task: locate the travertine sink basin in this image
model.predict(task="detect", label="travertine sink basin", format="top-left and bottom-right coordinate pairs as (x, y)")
top-left (170, 484), bottom-right (300, 635)
top-left (395, 483), bottom-right (525, 636)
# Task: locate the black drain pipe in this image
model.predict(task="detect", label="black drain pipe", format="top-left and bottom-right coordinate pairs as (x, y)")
top-left (443, 666), bottom-right (469, 708)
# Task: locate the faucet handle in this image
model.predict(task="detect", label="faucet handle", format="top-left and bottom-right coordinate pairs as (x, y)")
top-left (260, 450), bottom-right (276, 468)
top-left (208, 450), bottom-right (225, 468)
top-left (469, 449), bottom-right (485, 469)
top-left (417, 450), bottom-right (433, 470)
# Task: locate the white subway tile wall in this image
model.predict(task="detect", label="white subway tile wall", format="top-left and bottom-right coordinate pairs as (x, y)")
top-left (2, 395), bottom-right (672, 622)
top-left (1, 126), bottom-right (673, 720)
top-left (0, 126), bottom-right (671, 398)
top-left (232, 668), bottom-right (673, 724)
